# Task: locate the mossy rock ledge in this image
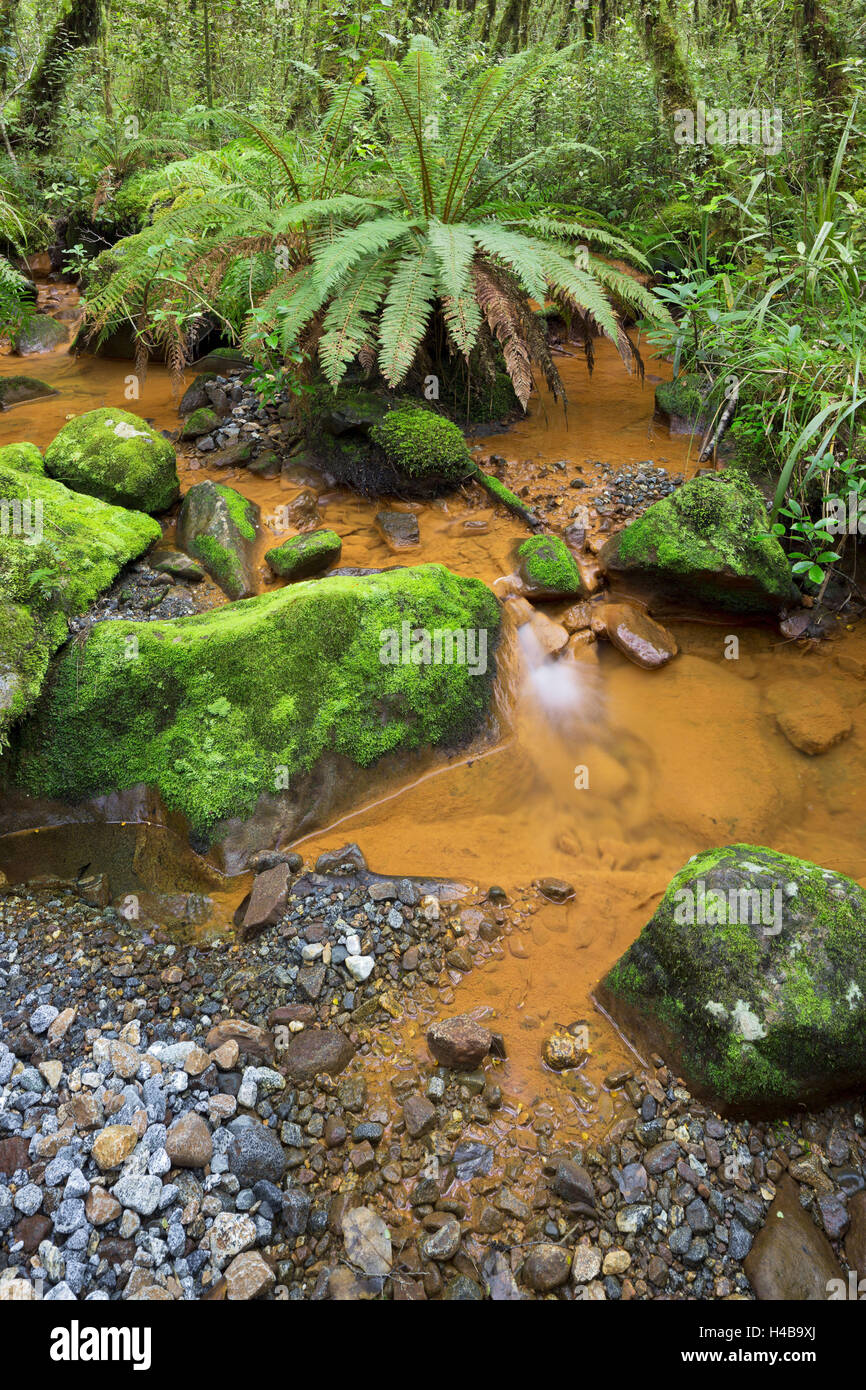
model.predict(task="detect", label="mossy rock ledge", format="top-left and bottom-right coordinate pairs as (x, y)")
top-left (0, 445), bottom-right (160, 743)
top-left (44, 407), bottom-right (180, 514)
top-left (599, 471), bottom-right (797, 613)
top-left (599, 844), bottom-right (866, 1111)
top-left (6, 564), bottom-right (501, 853)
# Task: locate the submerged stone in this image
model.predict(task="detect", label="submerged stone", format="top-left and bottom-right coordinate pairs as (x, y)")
top-left (600, 844), bottom-right (866, 1109)
top-left (598, 601), bottom-right (677, 670)
top-left (0, 376), bottom-right (58, 410)
top-left (44, 407), bottom-right (179, 513)
top-left (599, 471), bottom-right (796, 613)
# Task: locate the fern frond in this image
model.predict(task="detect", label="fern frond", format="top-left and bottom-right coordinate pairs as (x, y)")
top-left (378, 245), bottom-right (437, 386)
top-left (472, 262), bottom-right (533, 408)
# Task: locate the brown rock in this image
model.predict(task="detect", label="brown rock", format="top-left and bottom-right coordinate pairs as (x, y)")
top-left (86, 1187), bottom-right (122, 1227)
top-left (777, 705), bottom-right (853, 756)
top-left (538, 877), bottom-right (574, 902)
top-left (542, 1028), bottom-right (588, 1072)
top-left (13, 1214), bottom-right (51, 1252)
top-left (109, 1041), bottom-right (141, 1080)
top-left (210, 1040), bottom-right (240, 1070)
top-left (224, 1250), bottom-right (276, 1300)
top-left (68, 1092), bottom-right (104, 1130)
top-left (47, 1008), bottom-right (76, 1045)
top-left (599, 602), bottom-right (677, 670)
top-left (183, 1046), bottom-right (211, 1076)
top-left (240, 862), bottom-right (291, 941)
top-left (92, 1124), bottom-right (139, 1171)
top-left (0, 1136), bottom-right (30, 1176)
top-left (744, 1175), bottom-right (845, 1299)
top-left (426, 1014), bottom-right (492, 1070)
top-left (205, 1018), bottom-right (273, 1061)
top-left (844, 1189), bottom-right (866, 1282)
top-left (280, 1027), bottom-right (355, 1080)
top-left (522, 1243), bottom-right (571, 1291)
top-left (166, 1113), bottom-right (213, 1169)
top-left (402, 1095), bottom-right (437, 1138)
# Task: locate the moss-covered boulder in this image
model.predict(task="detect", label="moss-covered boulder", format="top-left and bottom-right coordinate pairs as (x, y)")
top-left (307, 391), bottom-right (475, 497)
top-left (13, 315), bottom-right (69, 355)
top-left (176, 481), bottom-right (259, 599)
top-left (599, 472), bottom-right (796, 613)
top-left (0, 376), bottom-right (58, 410)
top-left (8, 564), bottom-right (501, 841)
top-left (266, 529), bottom-right (342, 581)
top-left (600, 845), bottom-right (866, 1110)
top-left (516, 534), bottom-right (583, 599)
top-left (44, 408), bottom-right (180, 514)
top-left (370, 407), bottom-right (474, 491)
top-left (654, 374), bottom-right (723, 434)
top-left (0, 452), bottom-right (160, 743)
top-left (180, 407), bottom-right (220, 440)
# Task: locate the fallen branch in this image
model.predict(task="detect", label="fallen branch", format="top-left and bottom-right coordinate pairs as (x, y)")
top-left (698, 380), bottom-right (740, 464)
top-left (471, 463), bottom-right (544, 531)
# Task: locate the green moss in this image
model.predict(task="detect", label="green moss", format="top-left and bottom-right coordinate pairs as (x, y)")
top-left (371, 407), bottom-right (473, 485)
top-left (654, 374), bottom-right (718, 430)
top-left (215, 483), bottom-right (256, 541)
top-left (603, 471), bottom-right (794, 612)
top-left (603, 843), bottom-right (866, 1107)
top-left (44, 407), bottom-right (180, 514)
top-left (0, 377), bottom-right (57, 410)
top-left (9, 564), bottom-right (501, 838)
top-left (0, 453), bottom-right (160, 743)
top-left (517, 534), bottom-right (582, 597)
top-left (180, 407), bottom-right (220, 440)
top-left (0, 442), bottom-right (44, 475)
top-left (266, 529), bottom-right (342, 580)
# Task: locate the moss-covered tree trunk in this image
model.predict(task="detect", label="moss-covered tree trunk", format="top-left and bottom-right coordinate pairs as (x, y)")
top-left (18, 0), bottom-right (103, 146)
top-left (793, 0), bottom-right (851, 167)
top-left (0, 0), bottom-right (19, 91)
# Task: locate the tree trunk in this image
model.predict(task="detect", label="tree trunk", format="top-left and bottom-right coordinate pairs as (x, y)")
top-left (793, 0), bottom-right (850, 164)
top-left (638, 0), bottom-right (697, 122)
top-left (0, 0), bottom-right (19, 91)
top-left (18, 0), bottom-right (103, 145)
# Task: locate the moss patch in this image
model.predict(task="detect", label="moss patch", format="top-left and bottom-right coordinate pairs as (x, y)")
top-left (603, 844), bottom-right (866, 1108)
top-left (517, 534), bottom-right (582, 598)
top-left (371, 407), bottom-right (474, 487)
top-left (266, 529), bottom-right (342, 580)
top-left (0, 452), bottom-right (160, 743)
top-left (8, 564), bottom-right (501, 838)
top-left (599, 470), bottom-right (795, 612)
top-left (0, 442), bottom-right (44, 476)
top-left (44, 407), bottom-right (180, 514)
top-left (180, 407), bottom-right (220, 440)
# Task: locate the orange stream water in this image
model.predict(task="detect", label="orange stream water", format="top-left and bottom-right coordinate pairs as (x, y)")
top-left (3, 287), bottom-right (866, 1136)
